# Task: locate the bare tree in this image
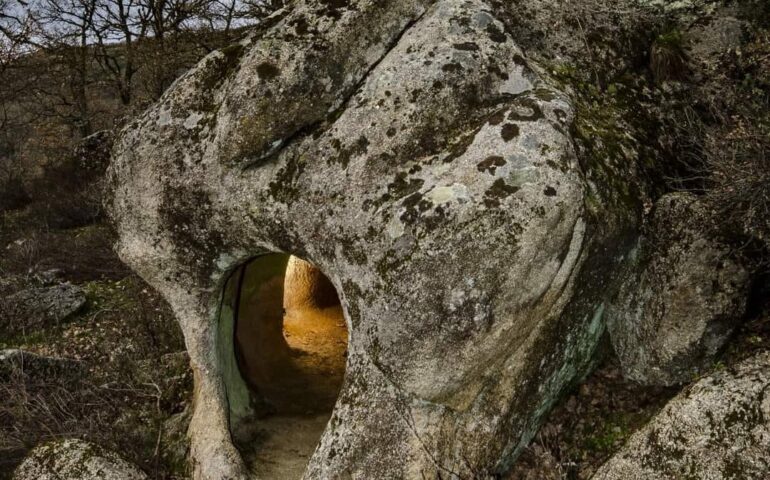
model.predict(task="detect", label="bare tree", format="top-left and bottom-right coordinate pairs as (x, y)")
top-left (91, 0), bottom-right (150, 105)
top-left (241, 0), bottom-right (283, 19)
top-left (205, 0), bottom-right (240, 34)
top-left (138, 0), bottom-right (208, 97)
top-left (1, 0), bottom-right (35, 73)
top-left (0, 0), bottom-right (36, 210)
top-left (35, 0), bottom-right (99, 137)
top-left (0, 0), bottom-right (289, 185)
top-left (200, 0), bottom-right (282, 41)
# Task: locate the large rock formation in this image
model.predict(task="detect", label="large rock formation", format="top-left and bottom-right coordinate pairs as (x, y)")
top-left (107, 0), bottom-right (646, 478)
top-left (12, 439), bottom-right (148, 480)
top-left (592, 351), bottom-right (770, 480)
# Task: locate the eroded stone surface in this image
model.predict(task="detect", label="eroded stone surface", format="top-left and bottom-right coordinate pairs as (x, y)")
top-left (0, 349), bottom-right (82, 382)
top-left (106, 0), bottom-right (643, 478)
top-left (606, 193), bottom-right (750, 386)
top-left (0, 283), bottom-right (86, 337)
top-left (592, 351), bottom-right (770, 480)
top-left (12, 438), bottom-right (148, 480)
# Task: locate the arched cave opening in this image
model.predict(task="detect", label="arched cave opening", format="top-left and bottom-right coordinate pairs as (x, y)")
top-left (220, 253), bottom-right (348, 479)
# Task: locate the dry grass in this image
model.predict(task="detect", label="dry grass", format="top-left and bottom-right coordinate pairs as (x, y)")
top-left (0, 218), bottom-right (189, 478)
top-left (703, 131), bottom-right (770, 255)
top-left (0, 216), bottom-right (128, 282)
top-left (0, 360), bottom-right (186, 479)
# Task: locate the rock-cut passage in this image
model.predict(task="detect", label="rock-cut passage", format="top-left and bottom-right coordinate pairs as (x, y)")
top-left (231, 254), bottom-right (348, 479)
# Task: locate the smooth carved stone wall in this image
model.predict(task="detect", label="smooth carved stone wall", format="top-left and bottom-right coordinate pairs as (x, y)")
top-left (284, 256), bottom-right (340, 311)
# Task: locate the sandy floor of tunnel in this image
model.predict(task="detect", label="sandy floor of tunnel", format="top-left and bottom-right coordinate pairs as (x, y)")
top-left (245, 304), bottom-right (348, 479)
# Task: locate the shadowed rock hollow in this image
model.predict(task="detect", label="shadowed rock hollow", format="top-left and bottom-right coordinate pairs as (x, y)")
top-left (106, 0), bottom-right (649, 478)
top-left (229, 254), bottom-right (346, 414)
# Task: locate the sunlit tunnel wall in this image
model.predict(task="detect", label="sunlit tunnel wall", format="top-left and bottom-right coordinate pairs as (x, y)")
top-left (284, 256), bottom-right (341, 312)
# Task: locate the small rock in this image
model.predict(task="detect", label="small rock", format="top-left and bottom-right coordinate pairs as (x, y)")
top-left (606, 193), bottom-right (751, 385)
top-left (592, 351), bottom-right (770, 480)
top-left (12, 438), bottom-right (148, 480)
top-left (0, 349), bottom-right (82, 382)
top-left (75, 130), bottom-right (114, 179)
top-left (688, 14), bottom-right (744, 61)
top-left (0, 283), bottom-right (86, 336)
top-left (34, 268), bottom-right (65, 286)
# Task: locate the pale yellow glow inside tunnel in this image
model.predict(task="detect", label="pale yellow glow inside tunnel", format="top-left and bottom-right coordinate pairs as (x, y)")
top-left (233, 254), bottom-right (348, 479)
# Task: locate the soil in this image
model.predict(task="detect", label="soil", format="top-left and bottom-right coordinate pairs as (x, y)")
top-left (249, 413), bottom-right (332, 480)
top-left (505, 354), bottom-right (678, 480)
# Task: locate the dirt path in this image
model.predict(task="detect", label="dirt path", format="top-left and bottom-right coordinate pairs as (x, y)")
top-left (245, 305), bottom-right (347, 479)
top-left (249, 412), bottom-right (332, 479)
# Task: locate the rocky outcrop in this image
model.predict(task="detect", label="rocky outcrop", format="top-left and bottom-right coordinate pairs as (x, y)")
top-left (106, 0), bottom-right (647, 478)
top-left (0, 283), bottom-right (86, 337)
top-left (592, 351), bottom-right (770, 480)
top-left (75, 130), bottom-right (114, 179)
top-left (12, 439), bottom-right (148, 480)
top-left (606, 193), bottom-right (750, 386)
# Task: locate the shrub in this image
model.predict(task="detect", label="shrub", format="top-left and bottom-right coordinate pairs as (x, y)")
top-left (23, 131), bottom-right (113, 230)
top-left (0, 175), bottom-right (30, 213)
top-left (703, 132), bottom-right (770, 254)
top-left (650, 29), bottom-right (689, 83)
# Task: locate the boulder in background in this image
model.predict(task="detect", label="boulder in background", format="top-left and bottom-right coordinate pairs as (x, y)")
top-left (592, 351), bottom-right (770, 480)
top-left (607, 193), bottom-right (751, 385)
top-left (12, 439), bottom-right (148, 480)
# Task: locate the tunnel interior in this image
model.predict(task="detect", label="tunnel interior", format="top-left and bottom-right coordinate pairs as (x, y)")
top-left (221, 253), bottom-right (348, 478)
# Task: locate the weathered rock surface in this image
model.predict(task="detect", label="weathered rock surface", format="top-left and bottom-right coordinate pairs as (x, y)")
top-left (75, 130), bottom-right (114, 179)
top-left (606, 193), bottom-right (750, 386)
top-left (107, 0), bottom-right (645, 478)
top-left (12, 439), bottom-right (148, 480)
top-left (592, 351), bottom-right (770, 480)
top-left (0, 349), bottom-right (82, 381)
top-left (161, 408), bottom-right (192, 476)
top-left (0, 283), bottom-right (86, 336)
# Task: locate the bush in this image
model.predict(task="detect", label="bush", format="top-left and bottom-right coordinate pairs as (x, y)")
top-left (0, 181), bottom-right (25, 216)
top-left (662, 15), bottom-right (769, 263)
top-left (703, 132), bottom-right (770, 254)
top-left (23, 131), bottom-right (113, 230)
top-left (0, 176), bottom-right (30, 213)
top-left (26, 186), bottom-right (102, 230)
